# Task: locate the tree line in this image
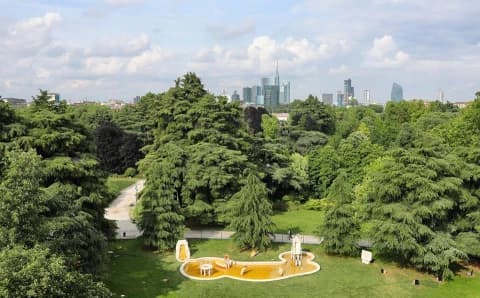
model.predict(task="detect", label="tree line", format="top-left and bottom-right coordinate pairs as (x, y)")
top-left (127, 74), bottom-right (480, 280)
top-left (1, 75), bottom-right (479, 295)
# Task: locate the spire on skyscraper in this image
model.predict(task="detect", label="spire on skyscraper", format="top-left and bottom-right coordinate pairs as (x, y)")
top-left (274, 60), bottom-right (280, 87)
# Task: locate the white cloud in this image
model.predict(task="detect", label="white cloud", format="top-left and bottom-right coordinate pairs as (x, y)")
top-left (84, 57), bottom-right (125, 76)
top-left (69, 80), bottom-right (94, 89)
top-left (207, 21), bottom-right (256, 40)
top-left (104, 0), bottom-right (143, 6)
top-left (365, 35), bottom-right (409, 68)
top-left (2, 12), bottom-right (62, 56)
top-left (35, 68), bottom-right (51, 80)
top-left (85, 33), bottom-right (150, 57)
top-left (3, 80), bottom-right (13, 88)
top-left (191, 36), bottom-right (346, 75)
top-left (328, 64), bottom-right (348, 74)
top-left (126, 46), bottom-right (168, 74)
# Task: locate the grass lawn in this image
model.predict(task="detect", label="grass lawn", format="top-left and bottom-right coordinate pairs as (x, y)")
top-left (103, 239), bottom-right (480, 298)
top-left (107, 176), bottom-right (139, 198)
top-left (272, 209), bottom-right (324, 234)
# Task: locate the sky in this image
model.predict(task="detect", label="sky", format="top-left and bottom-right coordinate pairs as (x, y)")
top-left (0, 0), bottom-right (479, 103)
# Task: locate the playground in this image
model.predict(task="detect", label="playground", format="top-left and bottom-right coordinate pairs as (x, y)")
top-left (176, 236), bottom-right (319, 282)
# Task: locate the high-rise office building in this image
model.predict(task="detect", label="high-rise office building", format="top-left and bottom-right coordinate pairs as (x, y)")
top-left (322, 93), bottom-right (334, 105)
top-left (252, 85), bottom-right (262, 97)
top-left (391, 82), bottom-right (403, 102)
top-left (256, 95), bottom-right (264, 105)
top-left (261, 77), bottom-right (271, 87)
top-left (241, 63), bottom-right (289, 108)
top-left (437, 89), bottom-right (445, 103)
top-left (263, 85), bottom-right (279, 108)
top-left (231, 90), bottom-right (240, 101)
top-left (280, 81), bottom-right (290, 105)
top-left (344, 79), bottom-right (354, 105)
top-left (47, 93), bottom-right (61, 104)
top-left (337, 91), bottom-right (344, 107)
top-left (363, 90), bottom-right (371, 105)
top-left (274, 61), bottom-right (280, 87)
top-left (242, 87), bottom-right (253, 103)
top-left (252, 85), bottom-right (262, 105)
top-left (133, 96), bottom-right (141, 104)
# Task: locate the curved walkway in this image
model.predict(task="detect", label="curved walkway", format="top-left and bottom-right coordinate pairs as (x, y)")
top-left (104, 180), bottom-right (323, 244)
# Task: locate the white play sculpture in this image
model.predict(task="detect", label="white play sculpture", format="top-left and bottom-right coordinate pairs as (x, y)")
top-left (361, 250), bottom-right (372, 264)
top-left (291, 235), bottom-right (302, 267)
top-left (176, 240), bottom-right (190, 262)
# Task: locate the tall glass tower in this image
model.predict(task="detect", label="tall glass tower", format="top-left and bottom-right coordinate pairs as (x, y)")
top-left (274, 60), bottom-right (280, 87)
top-left (391, 82), bottom-right (403, 102)
top-left (344, 78), bottom-right (354, 105)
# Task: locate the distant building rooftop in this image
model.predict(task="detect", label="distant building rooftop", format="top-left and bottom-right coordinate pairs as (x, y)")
top-left (272, 113), bottom-right (289, 122)
top-left (1, 97), bottom-right (27, 108)
top-left (452, 101), bottom-right (472, 109)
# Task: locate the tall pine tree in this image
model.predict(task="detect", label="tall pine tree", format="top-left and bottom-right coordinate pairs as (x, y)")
top-left (136, 162), bottom-right (184, 250)
top-left (317, 171), bottom-right (360, 256)
top-left (226, 173), bottom-right (275, 251)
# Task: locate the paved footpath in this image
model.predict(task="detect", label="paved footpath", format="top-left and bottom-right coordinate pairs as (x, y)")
top-left (105, 179), bottom-right (145, 239)
top-left (104, 180), bottom-right (323, 244)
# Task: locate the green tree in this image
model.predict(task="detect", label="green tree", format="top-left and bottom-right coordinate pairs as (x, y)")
top-left (337, 130), bottom-right (383, 185)
top-left (68, 103), bottom-right (113, 130)
top-left (289, 95), bottom-right (335, 134)
top-left (358, 137), bottom-right (471, 279)
top-left (0, 150), bottom-right (45, 248)
top-left (308, 145), bottom-right (340, 198)
top-left (0, 246), bottom-right (111, 298)
top-left (226, 174), bottom-right (275, 251)
top-left (14, 90), bottom-right (113, 273)
top-left (244, 106), bottom-right (268, 134)
top-left (136, 162), bottom-right (185, 250)
top-left (94, 121), bottom-right (143, 174)
top-left (138, 73), bottom-right (253, 227)
top-left (261, 114), bottom-right (280, 139)
top-left (317, 172), bottom-right (360, 256)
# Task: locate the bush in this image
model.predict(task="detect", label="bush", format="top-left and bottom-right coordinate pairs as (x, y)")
top-left (123, 167), bottom-right (137, 177)
top-left (304, 198), bottom-right (333, 211)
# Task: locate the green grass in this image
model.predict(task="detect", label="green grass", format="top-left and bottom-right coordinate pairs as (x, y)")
top-left (103, 239), bottom-right (480, 298)
top-left (107, 176), bottom-right (139, 198)
top-left (272, 209), bottom-right (324, 234)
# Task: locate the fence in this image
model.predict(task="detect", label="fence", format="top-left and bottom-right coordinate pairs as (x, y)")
top-left (185, 229), bottom-right (323, 245)
top-left (113, 221), bottom-right (324, 244)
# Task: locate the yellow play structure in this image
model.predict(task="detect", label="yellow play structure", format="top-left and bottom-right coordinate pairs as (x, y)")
top-left (176, 235), bottom-right (320, 282)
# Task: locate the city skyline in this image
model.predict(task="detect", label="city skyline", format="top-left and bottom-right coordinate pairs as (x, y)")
top-left (0, 1), bottom-right (479, 102)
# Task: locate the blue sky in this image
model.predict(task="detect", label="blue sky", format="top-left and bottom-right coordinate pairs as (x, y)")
top-left (0, 0), bottom-right (479, 102)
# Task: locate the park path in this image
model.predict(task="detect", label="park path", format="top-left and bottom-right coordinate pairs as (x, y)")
top-left (105, 179), bottom-right (145, 239)
top-left (104, 180), bottom-right (323, 244)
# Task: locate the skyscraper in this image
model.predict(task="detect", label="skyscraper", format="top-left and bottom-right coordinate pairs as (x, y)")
top-left (242, 62), bottom-right (289, 108)
top-left (261, 77), bottom-right (271, 87)
top-left (252, 85), bottom-right (262, 97)
top-left (280, 81), bottom-right (290, 105)
top-left (322, 93), bottom-right (333, 105)
top-left (391, 82), bottom-right (403, 102)
top-left (344, 79), bottom-right (354, 105)
top-left (252, 85), bottom-right (263, 105)
top-left (437, 89), bottom-right (445, 103)
top-left (274, 60), bottom-right (280, 87)
top-left (363, 89), bottom-right (371, 105)
top-left (337, 91), bottom-right (344, 107)
top-left (263, 85), bottom-right (279, 108)
top-left (242, 87), bottom-right (253, 103)
top-left (231, 90), bottom-right (240, 101)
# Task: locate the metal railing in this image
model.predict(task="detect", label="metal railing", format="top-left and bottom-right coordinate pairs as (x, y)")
top-left (184, 229), bottom-right (323, 244)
